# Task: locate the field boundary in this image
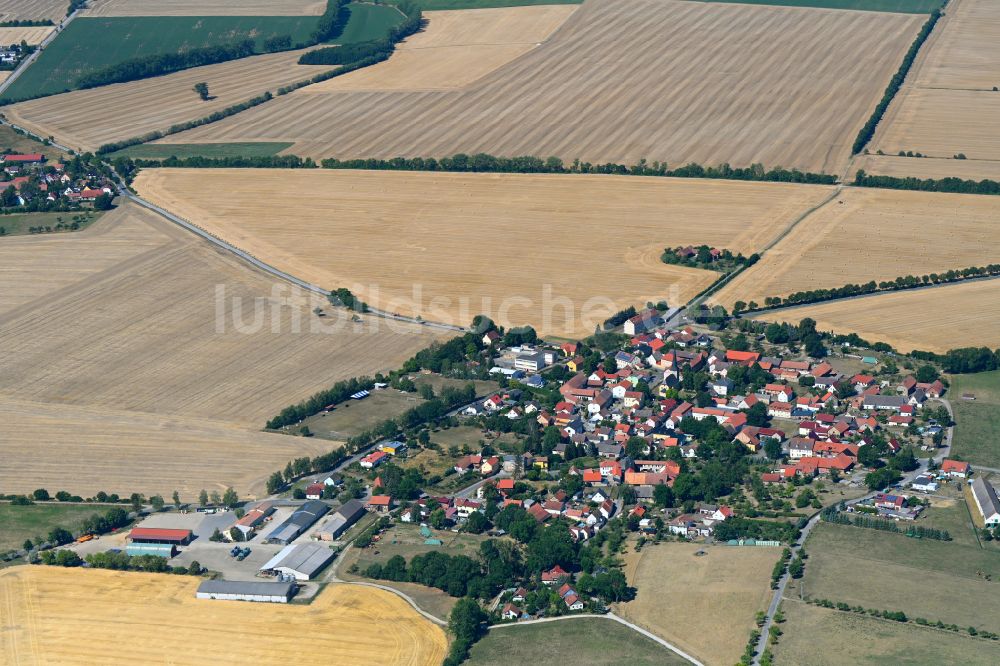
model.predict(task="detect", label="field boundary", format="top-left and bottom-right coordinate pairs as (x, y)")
top-left (488, 613), bottom-right (705, 666)
top-left (110, 175), bottom-right (465, 333)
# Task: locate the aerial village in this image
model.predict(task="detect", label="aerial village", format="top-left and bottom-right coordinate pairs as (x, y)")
top-left (21, 304), bottom-right (997, 622)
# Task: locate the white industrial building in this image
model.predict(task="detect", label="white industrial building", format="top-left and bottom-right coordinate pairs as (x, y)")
top-left (196, 580), bottom-right (295, 603)
top-left (971, 477), bottom-right (1000, 527)
top-left (260, 543), bottom-right (337, 581)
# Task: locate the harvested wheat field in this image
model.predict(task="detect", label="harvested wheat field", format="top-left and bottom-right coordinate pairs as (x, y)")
top-left (874, 88), bottom-right (1000, 162)
top-left (160, 0), bottom-right (921, 174)
top-left (0, 201), bottom-right (443, 426)
top-left (0, 397), bottom-right (334, 497)
top-left (0, 25), bottom-right (55, 45)
top-left (5, 49), bottom-right (331, 153)
top-left (912, 0), bottom-right (1000, 90)
top-left (856, 154), bottom-right (1000, 182)
top-left (84, 0), bottom-right (327, 16)
top-left (134, 168), bottom-right (834, 338)
top-left (308, 5), bottom-right (577, 91)
top-left (0, 567), bottom-right (447, 666)
top-left (755, 279), bottom-right (1000, 353)
top-left (0, 201), bottom-right (443, 496)
top-left (713, 187), bottom-right (1000, 309)
top-left (616, 542), bottom-right (779, 666)
top-left (0, 0), bottom-right (65, 22)
top-left (870, 0), bottom-right (1000, 177)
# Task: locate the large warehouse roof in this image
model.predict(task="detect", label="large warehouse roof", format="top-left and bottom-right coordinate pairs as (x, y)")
top-left (260, 543), bottom-right (336, 579)
top-left (197, 580), bottom-right (295, 598)
top-left (128, 527), bottom-right (191, 543)
top-left (318, 499), bottom-right (367, 539)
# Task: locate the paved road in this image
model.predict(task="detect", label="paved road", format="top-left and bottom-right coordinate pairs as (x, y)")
top-left (751, 400), bottom-right (954, 665)
top-left (489, 613), bottom-right (705, 666)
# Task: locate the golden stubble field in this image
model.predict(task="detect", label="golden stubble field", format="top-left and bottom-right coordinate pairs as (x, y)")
top-left (713, 187), bottom-right (1000, 309)
top-left (160, 0), bottom-right (921, 174)
top-left (856, 154), bottom-right (1000, 182)
top-left (870, 0), bottom-right (1000, 179)
top-left (4, 50), bottom-right (332, 153)
top-left (134, 168), bottom-right (835, 338)
top-left (754, 278), bottom-right (1000, 354)
top-left (615, 542), bottom-right (779, 666)
top-left (0, 202), bottom-right (444, 496)
top-left (0, 567), bottom-right (447, 665)
top-left (0, 0), bottom-right (65, 22)
top-left (305, 5), bottom-right (577, 92)
top-left (84, 0), bottom-right (327, 16)
top-left (0, 26), bottom-right (54, 44)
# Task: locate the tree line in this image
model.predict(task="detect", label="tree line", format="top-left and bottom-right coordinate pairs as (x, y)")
top-left (854, 169), bottom-right (1000, 196)
top-left (300, 0), bottom-right (423, 65)
top-left (910, 347), bottom-right (1000, 374)
top-left (0, 19), bottom-right (53, 26)
top-left (76, 40), bottom-right (258, 90)
top-left (821, 505), bottom-right (951, 540)
top-left (748, 263), bottom-right (1000, 310)
top-left (97, 92), bottom-right (273, 154)
top-left (851, 9), bottom-right (941, 155)
top-left (320, 153), bottom-right (838, 184)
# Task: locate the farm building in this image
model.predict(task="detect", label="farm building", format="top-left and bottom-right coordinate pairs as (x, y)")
top-left (259, 543), bottom-right (337, 581)
top-left (127, 527), bottom-right (192, 545)
top-left (970, 477), bottom-right (1000, 527)
top-left (231, 501), bottom-right (275, 537)
top-left (125, 543), bottom-right (176, 558)
top-left (264, 500), bottom-right (329, 545)
top-left (196, 580), bottom-right (295, 604)
top-left (317, 499), bottom-right (367, 541)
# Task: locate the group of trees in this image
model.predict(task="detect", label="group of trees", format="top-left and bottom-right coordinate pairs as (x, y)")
top-left (328, 287), bottom-right (368, 312)
top-left (301, 1), bottom-right (423, 66)
top-left (661, 245), bottom-right (757, 273)
top-left (851, 9), bottom-right (941, 154)
top-left (911, 346), bottom-right (1000, 374)
top-left (85, 550), bottom-right (203, 575)
top-left (854, 169), bottom-right (1000, 196)
top-left (319, 154), bottom-right (837, 184)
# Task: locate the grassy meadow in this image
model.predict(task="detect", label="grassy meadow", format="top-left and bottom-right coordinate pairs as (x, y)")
top-left (468, 618), bottom-right (689, 665)
top-left (949, 370), bottom-right (1000, 468)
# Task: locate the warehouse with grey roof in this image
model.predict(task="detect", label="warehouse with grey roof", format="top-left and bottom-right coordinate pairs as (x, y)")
top-left (260, 543), bottom-right (337, 581)
top-left (196, 580), bottom-right (295, 603)
top-left (317, 499), bottom-right (368, 541)
top-left (264, 500), bottom-right (329, 545)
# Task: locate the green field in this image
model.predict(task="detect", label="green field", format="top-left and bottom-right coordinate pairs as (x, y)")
top-left (111, 142), bottom-right (294, 160)
top-left (0, 502), bottom-right (119, 552)
top-left (3, 15), bottom-right (320, 101)
top-left (689, 0), bottom-right (943, 12)
top-left (0, 210), bottom-right (103, 237)
top-left (413, 0), bottom-right (581, 9)
top-left (468, 618), bottom-right (689, 666)
top-left (773, 600), bottom-right (1000, 666)
top-left (790, 522), bottom-right (1000, 635)
top-left (329, 3), bottom-right (404, 45)
top-left (950, 371), bottom-right (1000, 468)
